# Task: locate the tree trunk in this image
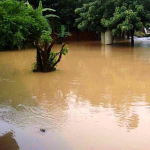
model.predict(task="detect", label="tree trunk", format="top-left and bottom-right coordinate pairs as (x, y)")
top-left (51, 17), bottom-right (55, 38)
top-left (42, 51), bottom-right (48, 72)
top-left (131, 29), bottom-right (135, 46)
top-left (126, 32), bottom-right (130, 39)
top-left (35, 42), bottom-right (66, 73)
top-left (122, 31), bottom-right (125, 39)
top-left (36, 49), bottom-right (43, 72)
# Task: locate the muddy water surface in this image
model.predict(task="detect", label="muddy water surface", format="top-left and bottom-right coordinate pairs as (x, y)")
top-left (0, 39), bottom-right (150, 150)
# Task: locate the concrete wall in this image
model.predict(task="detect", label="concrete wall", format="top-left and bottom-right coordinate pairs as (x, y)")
top-left (101, 30), bottom-right (113, 45)
top-left (101, 32), bottom-right (105, 44)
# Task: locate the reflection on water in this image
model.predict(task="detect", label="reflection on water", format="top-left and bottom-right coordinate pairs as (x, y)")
top-left (0, 39), bottom-right (150, 149)
top-left (0, 132), bottom-right (19, 150)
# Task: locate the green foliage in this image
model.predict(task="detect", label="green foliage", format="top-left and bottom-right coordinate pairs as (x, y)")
top-left (75, 0), bottom-right (117, 32)
top-left (134, 31), bottom-right (146, 37)
top-left (44, 14), bottom-right (59, 19)
top-left (13, 31), bottom-right (25, 49)
top-left (23, 0), bottom-right (150, 33)
top-left (25, 1), bottom-right (33, 9)
top-left (0, 0), bottom-right (50, 49)
top-left (42, 8), bottom-right (55, 12)
top-left (37, 0), bottom-right (59, 19)
top-left (39, 30), bottom-right (52, 46)
top-left (28, 0), bottom-right (89, 31)
top-left (102, 2), bottom-right (148, 35)
top-left (48, 52), bottom-right (59, 68)
top-left (37, 0), bottom-right (43, 13)
top-left (62, 45), bottom-right (69, 55)
top-left (75, 0), bottom-right (150, 34)
top-left (57, 25), bottom-right (71, 38)
top-left (31, 44), bottom-right (69, 72)
top-left (48, 44), bottom-right (69, 69)
top-left (31, 62), bottom-right (38, 72)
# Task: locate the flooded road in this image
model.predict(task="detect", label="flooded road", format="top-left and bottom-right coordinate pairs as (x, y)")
top-left (0, 38), bottom-right (150, 150)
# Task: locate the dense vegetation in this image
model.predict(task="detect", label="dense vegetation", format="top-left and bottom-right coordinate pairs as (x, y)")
top-left (27, 0), bottom-right (90, 32)
top-left (75, 0), bottom-right (150, 45)
top-left (0, 0), bottom-right (50, 49)
top-left (1, 0), bottom-right (150, 51)
top-left (0, 0), bottom-right (69, 72)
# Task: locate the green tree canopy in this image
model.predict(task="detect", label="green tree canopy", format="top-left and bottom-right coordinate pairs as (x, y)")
top-left (75, 0), bottom-right (118, 32)
top-left (101, 1), bottom-right (150, 45)
top-left (75, 0), bottom-right (150, 45)
top-left (27, 0), bottom-right (89, 31)
top-left (0, 0), bottom-right (69, 73)
top-left (0, 0), bottom-right (50, 49)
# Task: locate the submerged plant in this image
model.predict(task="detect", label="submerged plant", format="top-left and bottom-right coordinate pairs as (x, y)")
top-left (31, 1), bottom-right (70, 73)
top-left (31, 62), bottom-right (38, 72)
top-left (32, 44), bottom-right (69, 72)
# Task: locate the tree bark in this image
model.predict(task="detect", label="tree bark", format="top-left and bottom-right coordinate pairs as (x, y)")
top-left (126, 32), bottom-right (130, 39)
top-left (36, 41), bottom-right (43, 72)
top-left (50, 43), bottom-right (66, 70)
top-left (131, 29), bottom-right (135, 46)
top-left (51, 17), bottom-right (55, 38)
top-left (41, 51), bottom-right (48, 72)
top-left (47, 37), bottom-right (57, 58)
top-left (35, 41), bottom-right (66, 72)
top-left (36, 49), bottom-right (43, 72)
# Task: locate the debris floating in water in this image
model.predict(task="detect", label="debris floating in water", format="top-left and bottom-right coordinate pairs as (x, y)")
top-left (40, 128), bottom-right (45, 132)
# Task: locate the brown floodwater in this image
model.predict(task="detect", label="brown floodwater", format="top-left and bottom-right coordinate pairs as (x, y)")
top-left (0, 38), bottom-right (150, 150)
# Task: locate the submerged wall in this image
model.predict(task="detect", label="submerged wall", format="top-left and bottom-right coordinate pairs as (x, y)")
top-left (65, 30), bottom-right (113, 44)
top-left (101, 32), bottom-right (105, 44)
top-left (66, 31), bottom-right (98, 41)
top-left (101, 30), bottom-right (113, 45)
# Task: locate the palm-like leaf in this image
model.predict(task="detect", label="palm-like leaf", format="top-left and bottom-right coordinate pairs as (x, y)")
top-left (45, 14), bottom-right (59, 18)
top-left (38, 0), bottom-right (43, 14)
top-left (42, 8), bottom-right (56, 12)
top-left (25, 1), bottom-right (33, 9)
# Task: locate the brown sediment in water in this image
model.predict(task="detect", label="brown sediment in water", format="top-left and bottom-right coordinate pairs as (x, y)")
top-left (0, 40), bottom-right (150, 150)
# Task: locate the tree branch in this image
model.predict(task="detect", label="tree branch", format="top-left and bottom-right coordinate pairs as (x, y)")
top-left (50, 43), bottom-right (66, 69)
top-left (35, 40), bottom-right (43, 52)
top-left (47, 37), bottom-right (58, 54)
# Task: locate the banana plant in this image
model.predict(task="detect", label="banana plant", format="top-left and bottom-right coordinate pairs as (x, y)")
top-left (38, 0), bottom-right (59, 19)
